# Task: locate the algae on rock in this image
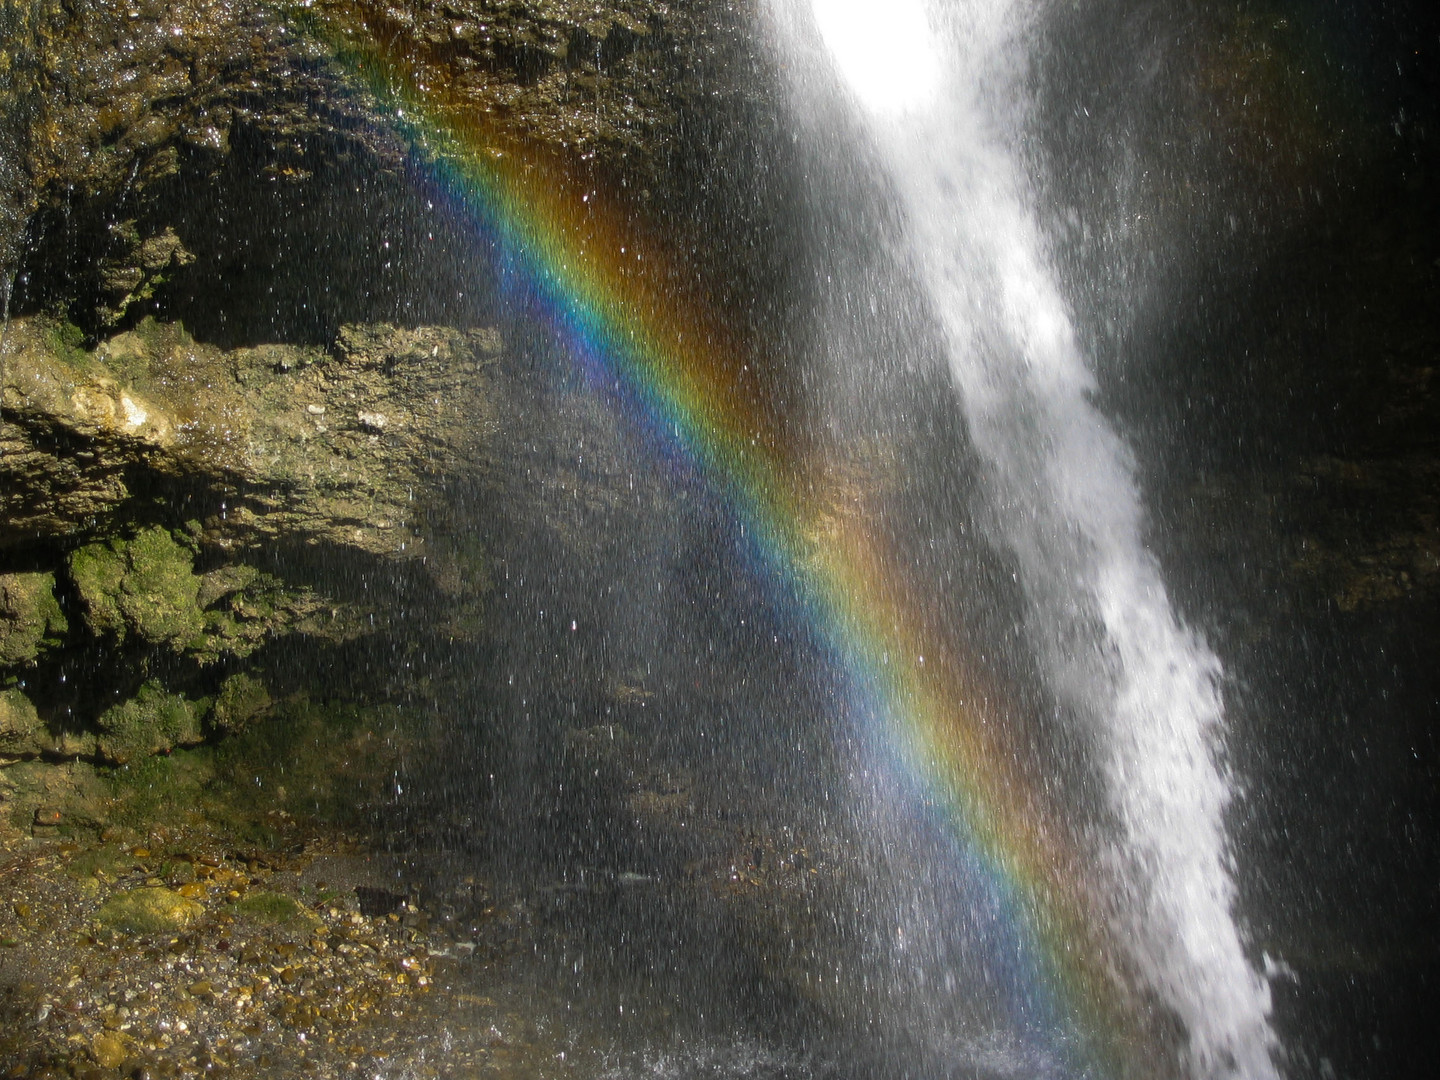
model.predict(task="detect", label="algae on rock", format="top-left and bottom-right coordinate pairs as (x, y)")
top-left (209, 672), bottom-right (274, 735)
top-left (0, 313), bottom-right (505, 770)
top-left (69, 527), bottom-right (204, 650)
top-left (0, 688), bottom-right (43, 759)
top-left (96, 682), bottom-right (207, 764)
top-left (0, 571), bottom-right (67, 665)
top-left (95, 886), bottom-right (204, 934)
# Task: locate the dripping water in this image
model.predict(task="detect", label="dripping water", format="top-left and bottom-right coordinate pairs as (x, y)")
top-left (768, 1), bottom-right (1280, 1075)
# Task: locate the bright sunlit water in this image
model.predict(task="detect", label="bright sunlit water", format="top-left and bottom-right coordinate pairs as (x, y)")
top-left (779, 0), bottom-right (1281, 1075)
top-left (809, 0), bottom-right (943, 115)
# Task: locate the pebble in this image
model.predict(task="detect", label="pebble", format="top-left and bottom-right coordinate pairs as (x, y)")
top-left (91, 1032), bottom-right (131, 1068)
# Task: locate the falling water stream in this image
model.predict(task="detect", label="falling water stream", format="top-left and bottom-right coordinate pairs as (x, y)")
top-left (767, 0), bottom-right (1277, 1076)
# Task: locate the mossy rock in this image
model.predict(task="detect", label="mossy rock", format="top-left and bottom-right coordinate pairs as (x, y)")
top-left (96, 886), bottom-right (204, 933)
top-left (102, 751), bottom-right (214, 830)
top-left (66, 844), bottom-right (144, 882)
top-left (210, 696), bottom-right (416, 823)
top-left (68, 527), bottom-right (203, 650)
top-left (97, 681), bottom-right (206, 763)
top-left (210, 672), bottom-right (273, 734)
top-left (0, 688), bottom-right (43, 758)
top-left (0, 572), bottom-right (68, 666)
top-left (231, 890), bottom-right (319, 928)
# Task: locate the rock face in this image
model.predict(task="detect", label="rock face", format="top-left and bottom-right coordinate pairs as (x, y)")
top-left (0, 0), bottom-right (761, 339)
top-left (0, 0), bottom-right (761, 780)
top-left (0, 0), bottom-right (718, 778)
top-left (0, 311), bottom-right (510, 758)
top-left (2, 316), bottom-right (500, 556)
top-left (0, 571), bottom-right (66, 665)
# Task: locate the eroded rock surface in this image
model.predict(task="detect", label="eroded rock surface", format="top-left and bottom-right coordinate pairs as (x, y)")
top-left (1, 0), bottom-right (760, 339)
top-left (0, 314), bottom-right (512, 766)
top-left (2, 316), bottom-right (501, 556)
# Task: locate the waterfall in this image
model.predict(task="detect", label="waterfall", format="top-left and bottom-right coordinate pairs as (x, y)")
top-left (769, 1), bottom-right (1280, 1076)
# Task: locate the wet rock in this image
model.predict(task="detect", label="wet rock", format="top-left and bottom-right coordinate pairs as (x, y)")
top-left (96, 682), bottom-right (206, 764)
top-left (0, 0), bottom-right (757, 343)
top-left (231, 890), bottom-right (319, 929)
top-left (0, 688), bottom-right (43, 759)
top-left (1, 317), bottom-right (499, 561)
top-left (0, 572), bottom-right (67, 666)
top-left (354, 887), bottom-right (407, 918)
top-left (96, 886), bottom-right (204, 934)
top-left (0, 313), bottom-right (506, 767)
top-left (68, 527), bottom-right (204, 650)
top-left (90, 1031), bottom-right (133, 1069)
top-left (208, 673), bottom-right (271, 736)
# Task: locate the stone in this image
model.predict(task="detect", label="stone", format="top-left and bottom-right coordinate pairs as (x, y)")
top-left (0, 689), bottom-right (43, 758)
top-left (91, 1031), bottom-right (133, 1069)
top-left (0, 572), bottom-right (67, 665)
top-left (208, 673), bottom-right (271, 735)
top-left (96, 682), bottom-right (205, 764)
top-left (232, 890), bottom-right (320, 928)
top-left (95, 886), bottom-right (204, 934)
top-left (68, 527), bottom-right (203, 650)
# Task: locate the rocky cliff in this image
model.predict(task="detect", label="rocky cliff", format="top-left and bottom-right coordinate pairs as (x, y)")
top-left (0, 0), bottom-right (764, 797)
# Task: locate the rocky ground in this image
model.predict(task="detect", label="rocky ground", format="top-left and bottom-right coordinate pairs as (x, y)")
top-left (0, 748), bottom-right (862, 1080)
top-left (0, 820), bottom-right (442, 1079)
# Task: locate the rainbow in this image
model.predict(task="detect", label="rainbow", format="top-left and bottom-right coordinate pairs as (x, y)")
top-left (286, 4), bottom-right (1167, 1073)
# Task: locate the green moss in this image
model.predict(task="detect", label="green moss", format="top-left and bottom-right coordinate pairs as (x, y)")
top-left (124, 315), bottom-right (190, 362)
top-left (210, 672), bottom-right (272, 734)
top-left (35, 577), bottom-right (66, 644)
top-left (66, 844), bottom-right (143, 881)
top-left (0, 571), bottom-right (68, 665)
top-left (68, 527), bottom-right (203, 649)
top-left (103, 751), bottom-right (211, 827)
top-left (231, 890), bottom-right (317, 927)
top-left (96, 886), bottom-right (204, 934)
top-left (117, 527), bottom-right (204, 645)
top-left (95, 691), bottom-right (421, 838)
top-left (0, 688), bottom-right (42, 757)
top-left (43, 317), bottom-right (89, 366)
top-left (210, 696), bottom-right (414, 824)
top-left (67, 542), bottom-right (127, 638)
top-left (97, 681), bottom-right (206, 763)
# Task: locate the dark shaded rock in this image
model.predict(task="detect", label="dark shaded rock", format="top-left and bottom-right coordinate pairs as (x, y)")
top-left (0, 0), bottom-right (764, 344)
top-left (353, 886), bottom-right (405, 917)
top-left (209, 671), bottom-right (272, 735)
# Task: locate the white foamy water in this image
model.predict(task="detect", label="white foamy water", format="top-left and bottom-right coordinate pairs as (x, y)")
top-left (771, 1), bottom-right (1280, 1076)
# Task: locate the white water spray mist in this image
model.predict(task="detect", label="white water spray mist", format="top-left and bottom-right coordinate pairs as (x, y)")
top-left (775, 0), bottom-right (1280, 1075)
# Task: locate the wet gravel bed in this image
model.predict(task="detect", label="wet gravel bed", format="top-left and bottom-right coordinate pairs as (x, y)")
top-left (0, 817), bottom-right (518, 1079)
top-left (0, 791), bottom-right (857, 1080)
